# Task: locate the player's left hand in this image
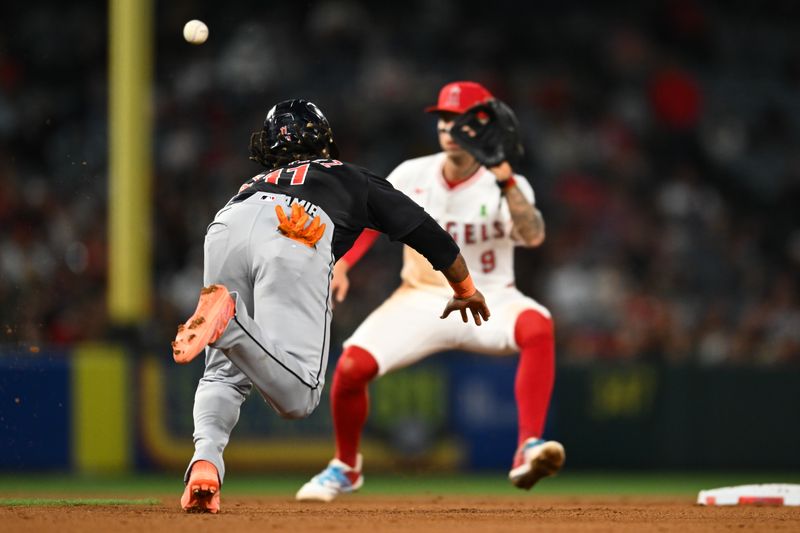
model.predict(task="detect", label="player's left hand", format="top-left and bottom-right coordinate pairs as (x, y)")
top-left (448, 99), bottom-right (524, 168)
top-left (441, 289), bottom-right (490, 326)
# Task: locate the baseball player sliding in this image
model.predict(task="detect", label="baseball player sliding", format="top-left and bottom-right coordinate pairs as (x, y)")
top-left (171, 99), bottom-right (490, 513)
top-left (296, 82), bottom-right (565, 502)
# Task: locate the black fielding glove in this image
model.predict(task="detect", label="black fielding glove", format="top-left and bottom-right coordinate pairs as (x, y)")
top-left (449, 99), bottom-right (525, 167)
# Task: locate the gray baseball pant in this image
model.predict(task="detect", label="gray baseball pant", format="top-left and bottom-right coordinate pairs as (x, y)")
top-left (185, 193), bottom-right (334, 483)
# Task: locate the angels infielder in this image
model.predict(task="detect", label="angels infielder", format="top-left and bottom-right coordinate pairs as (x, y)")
top-left (297, 81), bottom-right (565, 502)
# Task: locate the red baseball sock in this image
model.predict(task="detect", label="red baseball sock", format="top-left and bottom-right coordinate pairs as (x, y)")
top-left (514, 309), bottom-right (556, 446)
top-left (331, 345), bottom-right (379, 468)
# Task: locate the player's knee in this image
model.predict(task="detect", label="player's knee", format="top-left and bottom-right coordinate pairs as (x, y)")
top-left (277, 393), bottom-right (321, 420)
top-left (279, 406), bottom-right (313, 420)
top-left (514, 309), bottom-right (555, 348)
top-left (334, 345), bottom-right (379, 389)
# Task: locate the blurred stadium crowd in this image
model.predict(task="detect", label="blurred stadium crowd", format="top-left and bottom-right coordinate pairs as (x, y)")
top-left (0, 1), bottom-right (798, 365)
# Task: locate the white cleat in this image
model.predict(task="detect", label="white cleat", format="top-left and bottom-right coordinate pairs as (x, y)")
top-left (508, 438), bottom-right (565, 490)
top-left (296, 455), bottom-right (364, 502)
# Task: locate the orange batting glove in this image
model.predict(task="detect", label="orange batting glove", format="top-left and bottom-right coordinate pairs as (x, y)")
top-left (275, 203), bottom-right (326, 247)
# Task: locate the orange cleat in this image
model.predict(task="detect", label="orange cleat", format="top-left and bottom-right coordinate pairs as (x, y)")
top-left (172, 284), bottom-right (235, 364)
top-left (181, 460), bottom-right (221, 513)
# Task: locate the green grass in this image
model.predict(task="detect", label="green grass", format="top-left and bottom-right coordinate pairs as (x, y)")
top-left (0, 498), bottom-right (160, 507)
top-left (0, 471), bottom-right (797, 498)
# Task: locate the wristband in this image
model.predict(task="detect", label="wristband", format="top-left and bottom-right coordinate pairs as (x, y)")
top-left (448, 274), bottom-right (476, 299)
top-left (497, 175), bottom-right (516, 194)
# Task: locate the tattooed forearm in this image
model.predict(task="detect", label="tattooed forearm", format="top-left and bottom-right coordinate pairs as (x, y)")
top-left (505, 185), bottom-right (545, 247)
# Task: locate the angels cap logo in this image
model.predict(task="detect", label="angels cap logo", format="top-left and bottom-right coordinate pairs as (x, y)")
top-left (446, 85), bottom-right (462, 107)
top-left (426, 81), bottom-right (493, 114)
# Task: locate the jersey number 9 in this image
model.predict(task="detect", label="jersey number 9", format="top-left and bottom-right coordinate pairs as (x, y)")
top-left (480, 250), bottom-right (495, 273)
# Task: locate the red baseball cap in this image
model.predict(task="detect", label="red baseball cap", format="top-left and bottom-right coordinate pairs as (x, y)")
top-left (425, 81), bottom-right (493, 114)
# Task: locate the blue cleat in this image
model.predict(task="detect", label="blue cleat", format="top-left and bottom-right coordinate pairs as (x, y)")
top-left (508, 438), bottom-right (565, 490)
top-left (296, 455), bottom-right (364, 502)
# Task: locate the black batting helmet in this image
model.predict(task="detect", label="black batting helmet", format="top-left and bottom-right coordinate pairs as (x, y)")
top-left (249, 99), bottom-right (340, 168)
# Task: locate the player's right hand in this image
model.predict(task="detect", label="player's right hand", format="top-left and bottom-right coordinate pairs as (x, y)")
top-left (489, 161), bottom-right (513, 181)
top-left (440, 289), bottom-right (490, 326)
top-left (331, 260), bottom-right (350, 304)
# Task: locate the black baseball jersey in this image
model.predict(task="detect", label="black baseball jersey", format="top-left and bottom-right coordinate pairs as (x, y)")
top-left (228, 158), bottom-right (460, 268)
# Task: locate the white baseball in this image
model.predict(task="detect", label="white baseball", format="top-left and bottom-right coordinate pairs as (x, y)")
top-left (183, 20), bottom-right (209, 45)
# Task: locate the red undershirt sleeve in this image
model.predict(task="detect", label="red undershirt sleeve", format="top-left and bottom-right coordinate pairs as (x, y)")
top-left (340, 228), bottom-right (380, 267)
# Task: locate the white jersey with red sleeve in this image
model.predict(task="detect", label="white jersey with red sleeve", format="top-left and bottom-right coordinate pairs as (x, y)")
top-left (345, 152), bottom-right (549, 374)
top-left (387, 152), bottom-right (535, 296)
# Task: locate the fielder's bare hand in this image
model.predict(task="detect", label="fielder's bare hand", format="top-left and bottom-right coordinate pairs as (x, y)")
top-left (441, 289), bottom-right (490, 325)
top-left (330, 260), bottom-right (350, 305)
top-left (489, 161), bottom-right (514, 181)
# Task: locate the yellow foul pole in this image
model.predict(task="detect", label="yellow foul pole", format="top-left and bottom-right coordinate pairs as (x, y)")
top-left (108, 0), bottom-right (153, 324)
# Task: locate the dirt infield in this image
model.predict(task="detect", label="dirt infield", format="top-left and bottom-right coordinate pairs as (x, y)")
top-left (2, 495), bottom-right (799, 532)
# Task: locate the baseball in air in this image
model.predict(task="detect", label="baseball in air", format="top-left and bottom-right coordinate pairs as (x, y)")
top-left (183, 20), bottom-right (209, 45)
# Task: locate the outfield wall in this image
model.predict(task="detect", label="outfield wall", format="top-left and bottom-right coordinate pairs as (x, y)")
top-left (1, 346), bottom-right (798, 473)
